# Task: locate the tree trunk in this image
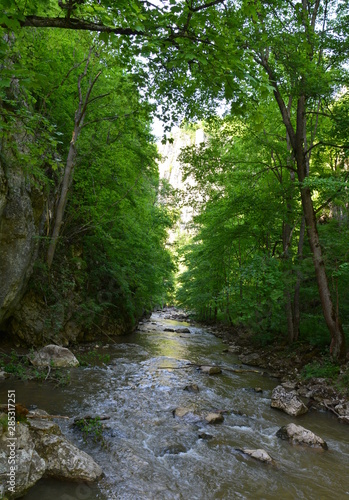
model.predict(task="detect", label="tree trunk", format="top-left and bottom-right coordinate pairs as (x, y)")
top-left (47, 125), bottom-right (79, 268)
top-left (46, 52), bottom-right (101, 268)
top-left (295, 97), bottom-right (346, 359)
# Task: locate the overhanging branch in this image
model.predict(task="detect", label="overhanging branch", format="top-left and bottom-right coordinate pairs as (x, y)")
top-left (2, 15), bottom-right (145, 35)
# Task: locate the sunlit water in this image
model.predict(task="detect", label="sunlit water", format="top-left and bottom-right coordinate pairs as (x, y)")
top-left (1, 311), bottom-right (349, 499)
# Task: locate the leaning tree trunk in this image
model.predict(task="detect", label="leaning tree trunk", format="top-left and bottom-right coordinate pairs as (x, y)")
top-left (46, 49), bottom-right (101, 269)
top-left (295, 97), bottom-right (346, 359)
top-left (46, 123), bottom-right (79, 268)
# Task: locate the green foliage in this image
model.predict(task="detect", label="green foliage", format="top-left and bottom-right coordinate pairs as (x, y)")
top-left (0, 351), bottom-right (30, 379)
top-left (0, 24), bottom-right (177, 339)
top-left (0, 350), bottom-right (70, 385)
top-left (74, 416), bottom-right (104, 444)
top-left (337, 367), bottom-right (349, 395)
top-left (301, 358), bottom-right (340, 381)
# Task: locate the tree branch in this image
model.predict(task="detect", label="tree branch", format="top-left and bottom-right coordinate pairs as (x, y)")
top-left (305, 141), bottom-right (349, 155)
top-left (5, 15), bottom-right (145, 35)
top-left (190, 0), bottom-right (225, 13)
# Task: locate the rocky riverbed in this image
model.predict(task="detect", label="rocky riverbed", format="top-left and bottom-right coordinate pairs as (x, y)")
top-left (0, 308), bottom-right (349, 499)
top-left (195, 314), bottom-right (349, 425)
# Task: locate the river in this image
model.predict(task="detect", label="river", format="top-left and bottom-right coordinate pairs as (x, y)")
top-left (2, 310), bottom-right (349, 499)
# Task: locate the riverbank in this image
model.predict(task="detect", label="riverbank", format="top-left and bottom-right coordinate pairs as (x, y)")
top-left (202, 321), bottom-right (349, 424)
top-left (160, 307), bottom-right (349, 424)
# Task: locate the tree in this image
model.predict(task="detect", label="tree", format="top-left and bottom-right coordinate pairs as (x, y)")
top-left (159, 0), bottom-right (349, 359)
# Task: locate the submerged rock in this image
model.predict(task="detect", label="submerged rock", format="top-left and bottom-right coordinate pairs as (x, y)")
top-left (177, 328), bottom-right (191, 333)
top-left (276, 423), bottom-right (328, 450)
top-left (239, 448), bottom-right (274, 464)
top-left (158, 443), bottom-right (187, 456)
top-left (271, 385), bottom-right (308, 416)
top-left (30, 344), bottom-right (79, 367)
top-left (183, 383), bottom-right (200, 393)
top-left (164, 328), bottom-right (175, 332)
top-left (174, 407), bottom-right (191, 418)
top-left (200, 365), bottom-right (222, 375)
top-left (205, 413), bottom-right (224, 424)
top-left (198, 433), bottom-right (213, 440)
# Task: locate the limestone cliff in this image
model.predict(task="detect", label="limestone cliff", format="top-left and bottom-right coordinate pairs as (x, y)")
top-left (157, 127), bottom-right (204, 236)
top-left (0, 155), bottom-right (46, 330)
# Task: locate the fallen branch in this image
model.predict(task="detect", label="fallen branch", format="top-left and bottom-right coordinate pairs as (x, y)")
top-left (323, 402), bottom-right (341, 418)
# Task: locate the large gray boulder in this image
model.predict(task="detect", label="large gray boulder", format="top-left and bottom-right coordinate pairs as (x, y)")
top-left (271, 385), bottom-right (308, 416)
top-left (0, 419), bottom-right (46, 499)
top-left (29, 417), bottom-right (103, 481)
top-left (276, 423), bottom-right (328, 450)
top-left (0, 410), bottom-right (102, 499)
top-left (30, 344), bottom-right (79, 367)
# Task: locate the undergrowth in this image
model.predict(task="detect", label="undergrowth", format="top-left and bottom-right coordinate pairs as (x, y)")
top-left (0, 350), bottom-right (71, 386)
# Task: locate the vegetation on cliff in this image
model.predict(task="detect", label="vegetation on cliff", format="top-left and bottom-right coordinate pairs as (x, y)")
top-left (0, 27), bottom-right (176, 343)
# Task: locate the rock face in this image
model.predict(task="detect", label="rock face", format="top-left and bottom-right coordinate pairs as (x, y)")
top-left (0, 410), bottom-right (103, 499)
top-left (271, 385), bottom-right (308, 416)
top-left (0, 158), bottom-right (46, 329)
top-left (30, 344), bottom-right (79, 367)
top-left (239, 448), bottom-right (274, 464)
top-left (276, 423), bottom-right (328, 450)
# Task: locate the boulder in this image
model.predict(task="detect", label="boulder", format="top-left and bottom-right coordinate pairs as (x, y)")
top-left (239, 448), bottom-right (274, 464)
top-left (0, 409), bottom-right (103, 499)
top-left (271, 385), bottom-right (308, 416)
top-left (30, 344), bottom-right (79, 367)
top-left (28, 411), bottom-right (103, 481)
top-left (276, 423), bottom-right (328, 449)
top-left (0, 422), bottom-right (46, 499)
top-left (205, 413), bottom-right (224, 424)
top-left (200, 365), bottom-right (222, 375)
top-left (164, 328), bottom-right (175, 332)
top-left (176, 328), bottom-right (191, 333)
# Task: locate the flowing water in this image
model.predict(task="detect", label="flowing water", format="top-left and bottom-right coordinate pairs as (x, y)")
top-left (1, 311), bottom-right (349, 499)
